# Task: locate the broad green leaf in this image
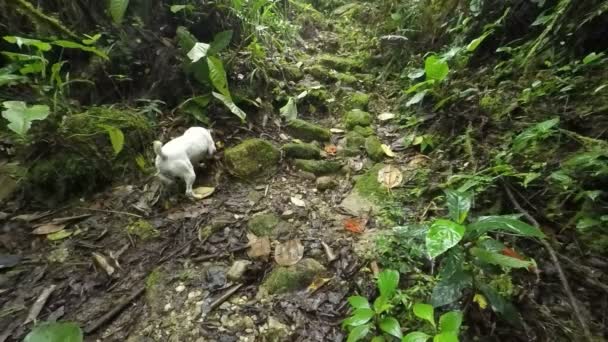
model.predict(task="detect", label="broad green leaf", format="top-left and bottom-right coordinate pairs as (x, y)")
top-left (405, 80), bottom-right (434, 94)
top-left (444, 189), bottom-right (472, 224)
top-left (24, 321), bottom-right (83, 342)
top-left (512, 118), bottom-right (559, 153)
top-left (439, 311), bottom-right (462, 333)
top-left (425, 219), bottom-right (465, 259)
top-left (348, 296), bottom-right (370, 309)
top-left (109, 0), bottom-right (130, 24)
top-left (433, 332), bottom-right (459, 342)
top-left (343, 308), bottom-right (374, 326)
top-left (170, 4), bottom-right (193, 13)
top-left (479, 285), bottom-right (523, 327)
top-left (402, 332), bottom-right (431, 342)
top-left (379, 317), bottom-right (402, 339)
top-left (413, 303), bottom-right (435, 327)
top-left (347, 324), bottom-right (370, 342)
top-left (212, 92), bottom-right (246, 121)
top-left (466, 31), bottom-right (493, 52)
top-left (99, 124), bottom-right (125, 155)
top-left (207, 56), bottom-right (229, 97)
top-left (470, 247), bottom-right (532, 268)
top-left (3, 36), bottom-right (51, 51)
top-left (467, 216), bottom-right (545, 238)
top-left (47, 230), bottom-right (73, 241)
top-left (377, 269), bottom-right (399, 298)
top-left (20, 61), bottom-right (45, 75)
top-left (208, 30), bottom-right (233, 55)
top-left (424, 55), bottom-right (449, 82)
top-left (52, 40), bottom-right (109, 60)
top-left (82, 33), bottom-right (102, 45)
top-left (0, 73), bottom-right (27, 86)
top-left (373, 295), bottom-right (391, 314)
top-left (2, 101), bottom-right (50, 136)
top-left (583, 52), bottom-right (603, 65)
top-left (431, 270), bottom-right (472, 307)
top-left (406, 90), bottom-right (428, 107)
top-left (371, 337), bottom-right (386, 342)
top-left (187, 42), bottom-right (211, 63)
top-left (279, 97), bottom-right (297, 121)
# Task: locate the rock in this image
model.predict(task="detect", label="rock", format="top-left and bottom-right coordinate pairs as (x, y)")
top-left (344, 109), bottom-right (372, 129)
top-left (347, 92), bottom-right (370, 110)
top-left (259, 258), bottom-right (326, 295)
top-left (224, 139), bottom-right (280, 179)
top-left (260, 316), bottom-right (292, 342)
top-left (352, 125), bottom-right (374, 137)
top-left (339, 190), bottom-right (380, 216)
top-left (335, 72), bottom-right (358, 85)
top-left (211, 214), bottom-right (237, 229)
top-left (247, 212), bottom-right (280, 237)
top-left (344, 131), bottom-right (366, 149)
top-left (317, 54), bottom-right (362, 71)
top-left (316, 176), bottom-right (337, 191)
top-left (282, 142), bottom-right (321, 159)
top-left (365, 136), bottom-right (385, 161)
top-left (227, 260), bottom-right (252, 281)
top-left (281, 210), bottom-right (295, 219)
top-left (285, 119), bottom-right (331, 142)
top-left (354, 163), bottom-right (390, 204)
top-left (293, 159), bottom-right (342, 175)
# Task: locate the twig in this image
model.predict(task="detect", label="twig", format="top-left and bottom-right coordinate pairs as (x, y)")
top-left (76, 207), bottom-right (143, 218)
top-left (201, 284), bottom-right (243, 320)
top-left (22, 284), bottom-right (57, 326)
top-left (504, 184), bottom-right (593, 342)
top-left (84, 286), bottom-right (145, 334)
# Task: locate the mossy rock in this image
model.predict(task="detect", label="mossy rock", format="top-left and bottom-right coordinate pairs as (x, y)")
top-left (293, 159), bottom-right (342, 175)
top-left (347, 92), bottom-right (370, 110)
top-left (248, 212), bottom-right (280, 237)
top-left (126, 219), bottom-right (159, 240)
top-left (354, 163), bottom-right (390, 204)
top-left (317, 54), bottom-right (362, 72)
top-left (282, 142), bottom-right (321, 159)
top-left (284, 65), bottom-right (304, 81)
top-left (365, 136), bottom-right (384, 162)
top-left (344, 109), bottom-right (372, 129)
top-left (224, 139), bottom-right (281, 179)
top-left (304, 65), bottom-right (332, 82)
top-left (260, 258), bottom-right (326, 295)
top-left (335, 72), bottom-right (358, 85)
top-left (353, 125), bottom-right (374, 137)
top-left (285, 119), bottom-right (331, 142)
top-left (341, 131), bottom-right (366, 156)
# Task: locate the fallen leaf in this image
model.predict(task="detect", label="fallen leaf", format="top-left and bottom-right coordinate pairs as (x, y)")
top-left (377, 165), bottom-right (403, 189)
top-left (324, 144), bottom-right (337, 155)
top-left (32, 223), bottom-right (66, 235)
top-left (370, 261), bottom-right (380, 276)
top-left (330, 128), bottom-right (345, 134)
top-left (473, 293), bottom-right (488, 309)
top-left (92, 252), bottom-right (116, 277)
top-left (306, 276), bottom-right (332, 293)
top-left (290, 197), bottom-right (306, 207)
top-left (12, 211), bottom-right (52, 222)
top-left (343, 217), bottom-right (365, 233)
top-left (246, 233), bottom-right (271, 259)
top-left (168, 204), bottom-right (209, 220)
top-left (193, 186), bottom-right (215, 199)
top-left (274, 239), bottom-right (304, 266)
top-left (381, 144), bottom-right (395, 157)
top-left (47, 230), bottom-right (73, 241)
top-left (407, 154), bottom-right (430, 168)
top-left (378, 112), bottom-right (396, 121)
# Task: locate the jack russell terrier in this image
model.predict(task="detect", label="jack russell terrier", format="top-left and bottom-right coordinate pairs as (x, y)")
top-left (153, 127), bottom-right (216, 199)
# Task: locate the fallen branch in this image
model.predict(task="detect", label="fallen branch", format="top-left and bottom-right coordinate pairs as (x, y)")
top-left (504, 184), bottom-right (593, 342)
top-left (84, 286), bottom-right (145, 334)
top-left (22, 284), bottom-right (57, 326)
top-left (200, 284), bottom-right (243, 320)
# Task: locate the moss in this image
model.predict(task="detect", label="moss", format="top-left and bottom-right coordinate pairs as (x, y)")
top-left (260, 258), bottom-right (325, 295)
top-left (224, 139), bottom-right (281, 179)
top-left (365, 136), bottom-right (385, 161)
top-left (347, 92), bottom-right (370, 110)
top-left (344, 109), bottom-right (372, 129)
top-left (285, 119), bottom-right (331, 142)
top-left (341, 131), bottom-right (366, 156)
top-left (293, 159), bottom-right (342, 175)
top-left (354, 163), bottom-right (390, 203)
top-left (248, 213), bottom-right (280, 237)
top-left (282, 142), bottom-right (321, 159)
top-left (317, 54), bottom-right (362, 71)
top-left (335, 72), bottom-right (358, 84)
top-left (145, 267), bottom-right (167, 313)
top-left (284, 65), bottom-right (304, 81)
top-left (127, 219), bottom-right (159, 240)
top-left (480, 94), bottom-right (501, 114)
top-left (304, 65), bottom-right (332, 82)
top-left (353, 125), bottom-right (374, 137)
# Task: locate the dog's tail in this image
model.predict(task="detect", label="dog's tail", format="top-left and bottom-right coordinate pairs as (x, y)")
top-left (153, 140), bottom-right (167, 160)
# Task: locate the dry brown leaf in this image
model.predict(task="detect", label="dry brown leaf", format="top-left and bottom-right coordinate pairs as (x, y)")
top-left (274, 239), bottom-right (304, 266)
top-left (193, 186), bottom-right (215, 199)
top-left (407, 154), bottom-right (430, 168)
top-left (246, 233), bottom-right (271, 259)
top-left (167, 203), bottom-right (209, 220)
top-left (324, 144), bottom-right (337, 155)
top-left (32, 223), bottom-right (66, 235)
top-left (377, 165), bottom-right (403, 189)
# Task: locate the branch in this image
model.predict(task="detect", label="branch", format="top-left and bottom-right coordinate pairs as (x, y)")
top-left (13, 0), bottom-right (80, 40)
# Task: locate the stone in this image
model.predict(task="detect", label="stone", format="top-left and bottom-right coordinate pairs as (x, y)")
top-left (247, 212), bottom-right (280, 237)
top-left (282, 142), bottom-right (321, 159)
top-left (317, 54), bottom-right (363, 71)
top-left (224, 139), bottom-right (281, 179)
top-left (352, 125), bottom-right (374, 137)
top-left (281, 210), bottom-right (295, 219)
top-left (259, 258), bottom-right (326, 295)
top-left (260, 316), bottom-right (292, 342)
top-left (354, 163), bottom-right (390, 204)
top-left (339, 190), bottom-right (380, 216)
top-left (344, 109), bottom-right (372, 129)
top-left (347, 92), bottom-right (370, 110)
top-left (285, 119), bottom-right (331, 142)
top-left (227, 260), bottom-right (252, 281)
top-left (316, 176), bottom-right (337, 191)
top-left (293, 159), bottom-right (342, 175)
top-left (365, 136), bottom-right (384, 161)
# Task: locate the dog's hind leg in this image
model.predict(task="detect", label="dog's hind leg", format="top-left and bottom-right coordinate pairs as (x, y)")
top-left (184, 167), bottom-right (204, 199)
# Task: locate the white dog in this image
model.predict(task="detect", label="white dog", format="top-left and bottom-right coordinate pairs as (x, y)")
top-left (153, 127), bottom-right (216, 199)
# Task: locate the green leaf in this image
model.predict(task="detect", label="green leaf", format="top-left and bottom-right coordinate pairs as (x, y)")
top-left (377, 269), bottom-right (399, 298)
top-left (47, 230), bottom-right (73, 241)
top-left (2, 101), bottom-right (50, 136)
top-left (280, 97), bottom-right (298, 121)
top-left (466, 30), bottom-right (493, 52)
top-left (0, 73), bottom-right (27, 86)
top-left (402, 332), bottom-right (431, 342)
top-left (348, 296), bottom-right (370, 310)
top-left (406, 90), bottom-right (428, 107)
top-left (444, 189), bottom-right (472, 224)
top-left (99, 124), bottom-right (125, 155)
top-left (425, 219), bottom-right (465, 259)
top-left (439, 311), bottom-right (462, 333)
top-left (187, 42), bottom-right (211, 63)
top-left (379, 317), bottom-right (402, 339)
top-left (405, 79), bottom-right (434, 94)
top-left (424, 55), bottom-right (449, 82)
top-left (207, 56), bottom-right (229, 97)
top-left (208, 30), bottom-right (233, 55)
top-left (170, 4), bottom-right (193, 13)
top-left (24, 321), bottom-right (83, 342)
top-left (479, 285), bottom-right (523, 327)
top-left (109, 0), bottom-right (130, 24)
top-left (347, 324), bottom-right (370, 342)
top-left (470, 247), bottom-right (532, 268)
top-left (343, 308), bottom-right (375, 326)
top-left (512, 118), bottom-right (559, 153)
top-left (82, 33), bottom-right (102, 45)
top-left (212, 92), bottom-right (246, 121)
top-left (433, 332), bottom-right (459, 342)
top-left (583, 52), bottom-right (603, 65)
top-left (3, 36), bottom-right (52, 51)
top-left (373, 295), bottom-right (391, 314)
top-left (51, 40), bottom-right (109, 60)
top-left (431, 270), bottom-right (472, 307)
top-left (413, 303), bottom-right (435, 327)
top-left (467, 216), bottom-right (545, 238)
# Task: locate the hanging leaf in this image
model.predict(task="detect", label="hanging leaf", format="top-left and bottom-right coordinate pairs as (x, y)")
top-left (470, 247), bottom-right (533, 269)
top-left (3, 36), bottom-right (52, 51)
top-left (431, 270), bottom-right (472, 307)
top-left (413, 303), bottom-right (435, 327)
top-left (467, 216), bottom-right (545, 238)
top-left (51, 40), bottom-right (108, 60)
top-left (444, 189), bottom-right (472, 224)
top-left (479, 285), bottom-right (523, 327)
top-left (377, 165), bottom-right (403, 189)
top-left (274, 239), bottom-right (304, 266)
top-left (425, 219), bottom-right (465, 259)
top-left (406, 90), bottom-right (428, 107)
top-left (170, 4), bottom-right (193, 13)
top-left (208, 30), bottom-right (233, 55)
top-left (377, 269), bottom-right (399, 298)
top-left (582, 52), bottom-right (603, 65)
top-left (466, 31), bottom-right (493, 52)
top-left (24, 321), bottom-right (83, 342)
top-left (2, 101), bottom-right (50, 136)
top-left (187, 42), bottom-right (210, 63)
top-left (99, 124), bottom-right (125, 155)
top-left (279, 97), bottom-right (298, 121)
top-left (379, 317), bottom-right (402, 339)
top-left (212, 92), bottom-right (246, 121)
top-left (207, 56), bottom-right (229, 97)
top-left (109, 0), bottom-right (130, 24)
top-left (424, 55), bottom-right (449, 82)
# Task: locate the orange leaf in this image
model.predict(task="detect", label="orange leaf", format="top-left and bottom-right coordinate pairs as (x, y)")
top-left (324, 144), bottom-right (337, 155)
top-left (343, 218), bottom-right (364, 233)
top-left (501, 247), bottom-right (525, 260)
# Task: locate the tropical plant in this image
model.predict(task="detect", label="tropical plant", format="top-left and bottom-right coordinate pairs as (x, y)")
top-left (403, 303), bottom-right (463, 342)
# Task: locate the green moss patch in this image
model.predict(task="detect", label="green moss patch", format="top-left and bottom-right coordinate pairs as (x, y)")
top-left (293, 159), bottom-right (342, 175)
top-left (344, 109), bottom-right (372, 129)
top-left (365, 136), bottom-right (384, 161)
top-left (285, 119), bottom-right (331, 142)
top-left (260, 258), bottom-right (326, 295)
top-left (224, 139), bottom-right (281, 179)
top-left (282, 142), bottom-right (321, 159)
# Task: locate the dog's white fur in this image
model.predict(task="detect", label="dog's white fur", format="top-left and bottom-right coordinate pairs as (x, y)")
top-left (153, 127), bottom-right (216, 199)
